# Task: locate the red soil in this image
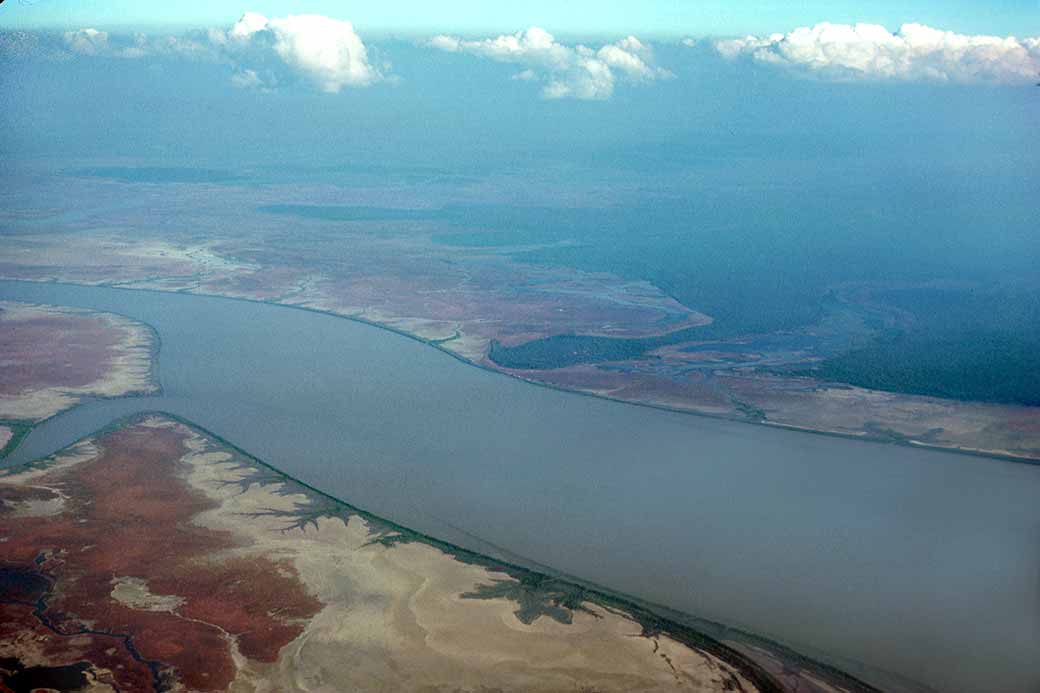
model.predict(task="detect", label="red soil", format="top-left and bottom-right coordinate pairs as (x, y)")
top-left (0, 602), bottom-right (158, 692)
top-left (0, 485), bottom-right (58, 512)
top-left (0, 315), bottom-right (125, 395)
top-left (0, 422), bottom-right (322, 692)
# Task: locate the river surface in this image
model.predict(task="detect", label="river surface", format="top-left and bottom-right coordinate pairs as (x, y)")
top-left (2, 280), bottom-right (1038, 693)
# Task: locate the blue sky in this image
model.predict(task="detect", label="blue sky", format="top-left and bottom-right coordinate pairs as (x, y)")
top-left (1, 0), bottom-right (1037, 36)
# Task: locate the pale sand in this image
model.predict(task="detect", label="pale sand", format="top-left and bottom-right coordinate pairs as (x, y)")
top-left (159, 417), bottom-right (759, 692)
top-left (0, 439), bottom-right (99, 486)
top-left (0, 301), bottom-right (158, 421)
top-left (0, 440), bottom-right (97, 517)
top-left (110, 576), bottom-right (186, 613)
top-left (738, 379), bottom-right (1040, 459)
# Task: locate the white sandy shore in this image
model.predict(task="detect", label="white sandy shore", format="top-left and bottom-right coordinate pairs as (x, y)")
top-left (0, 301), bottom-right (159, 421)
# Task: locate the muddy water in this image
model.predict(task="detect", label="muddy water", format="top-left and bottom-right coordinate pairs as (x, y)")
top-left (2, 280), bottom-right (1038, 693)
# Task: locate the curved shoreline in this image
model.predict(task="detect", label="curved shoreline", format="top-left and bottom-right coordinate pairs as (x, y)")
top-left (1, 278), bottom-right (1024, 692)
top-left (6, 409), bottom-right (889, 693)
top-left (2, 277), bottom-right (1035, 467)
top-left (0, 299), bottom-right (164, 460)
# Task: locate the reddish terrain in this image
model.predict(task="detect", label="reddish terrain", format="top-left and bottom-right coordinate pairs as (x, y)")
top-left (0, 416), bottom-right (884, 693)
top-left (0, 315), bottom-right (125, 395)
top-left (0, 424), bottom-right (321, 691)
top-left (0, 302), bottom-right (158, 426)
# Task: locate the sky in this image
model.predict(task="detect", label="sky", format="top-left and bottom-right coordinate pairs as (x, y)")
top-left (1, 0), bottom-right (1038, 37)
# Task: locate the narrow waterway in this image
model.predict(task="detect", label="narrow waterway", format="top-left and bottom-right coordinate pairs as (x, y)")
top-left (3, 280), bottom-right (1038, 693)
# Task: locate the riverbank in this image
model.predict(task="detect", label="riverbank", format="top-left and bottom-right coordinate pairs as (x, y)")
top-left (0, 299), bottom-right (161, 451)
top-left (4, 278), bottom-right (1036, 467)
top-left (1, 278), bottom-right (1034, 693)
top-left (1, 412), bottom-right (884, 692)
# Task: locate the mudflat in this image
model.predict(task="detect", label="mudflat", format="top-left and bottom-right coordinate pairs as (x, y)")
top-left (0, 301), bottom-right (158, 424)
top-left (1, 414), bottom-right (869, 692)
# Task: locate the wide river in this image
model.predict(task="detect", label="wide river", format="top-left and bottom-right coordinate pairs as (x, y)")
top-left (2, 280), bottom-right (1038, 693)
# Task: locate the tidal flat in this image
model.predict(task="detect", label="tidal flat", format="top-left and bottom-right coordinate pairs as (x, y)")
top-left (1, 168), bottom-right (1036, 460)
top-left (0, 414), bottom-right (870, 692)
top-left (0, 300), bottom-right (159, 427)
top-left (2, 280), bottom-right (1038, 693)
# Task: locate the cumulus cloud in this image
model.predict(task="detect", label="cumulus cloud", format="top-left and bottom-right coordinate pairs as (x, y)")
top-left (63, 28), bottom-right (109, 56)
top-left (54, 13), bottom-right (386, 93)
top-left (214, 13), bottom-right (385, 92)
top-left (715, 23), bottom-right (1040, 84)
top-left (428, 27), bottom-right (671, 100)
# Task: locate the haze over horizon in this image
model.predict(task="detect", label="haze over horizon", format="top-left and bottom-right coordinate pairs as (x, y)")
top-left (2, 0), bottom-right (1039, 38)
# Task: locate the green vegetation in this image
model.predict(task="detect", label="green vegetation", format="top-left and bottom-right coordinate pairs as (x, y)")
top-left (0, 422), bottom-right (32, 461)
top-left (732, 399), bottom-right (767, 422)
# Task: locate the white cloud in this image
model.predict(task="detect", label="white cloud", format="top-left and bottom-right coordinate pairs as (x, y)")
top-left (428, 27), bottom-right (671, 100)
top-left (57, 13), bottom-right (386, 93)
top-left (227, 11), bottom-right (269, 42)
top-left (218, 13), bottom-right (384, 92)
top-left (230, 68), bottom-right (265, 89)
top-left (427, 35), bottom-right (462, 53)
top-left (62, 28), bottom-right (215, 60)
top-left (598, 36), bottom-right (661, 80)
top-left (715, 23), bottom-right (1040, 84)
top-left (63, 28), bottom-right (109, 56)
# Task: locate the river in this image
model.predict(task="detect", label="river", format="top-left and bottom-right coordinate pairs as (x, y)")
top-left (2, 280), bottom-right (1037, 693)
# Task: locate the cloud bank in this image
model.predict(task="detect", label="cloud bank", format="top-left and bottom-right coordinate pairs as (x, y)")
top-left (715, 23), bottom-right (1040, 84)
top-left (56, 13), bottom-right (386, 92)
top-left (429, 27), bottom-right (670, 99)
top-left (32, 19), bottom-right (1040, 93)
